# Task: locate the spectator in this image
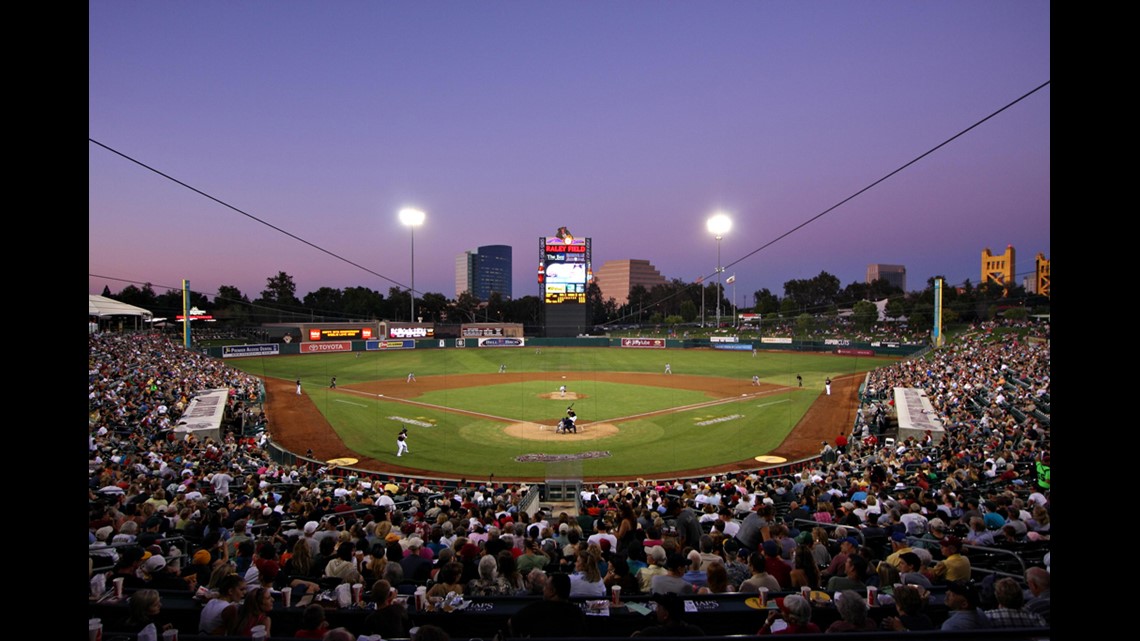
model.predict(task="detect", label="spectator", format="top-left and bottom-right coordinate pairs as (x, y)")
top-left (509, 573), bottom-right (587, 638)
top-left (826, 554), bottom-right (869, 593)
top-left (930, 535), bottom-right (971, 583)
top-left (633, 593), bottom-right (705, 637)
top-left (681, 550), bottom-right (709, 588)
top-left (570, 547), bottom-right (607, 598)
top-left (1024, 566), bottom-right (1051, 624)
top-left (699, 560), bottom-right (734, 594)
top-left (940, 580), bottom-right (992, 631)
top-left (740, 551), bottom-right (781, 593)
top-left (293, 604), bottom-right (329, 639)
top-left (759, 594), bottom-right (820, 634)
top-left (896, 552), bottom-right (932, 589)
top-left (231, 586), bottom-right (274, 636)
top-left (198, 574), bottom-right (246, 635)
top-left (363, 579), bottom-right (411, 638)
top-left (636, 545), bottom-right (668, 592)
top-left (119, 588), bottom-right (171, 636)
top-left (825, 590), bottom-right (877, 632)
top-left (763, 539), bottom-right (793, 588)
top-left (790, 543), bottom-right (822, 590)
top-left (323, 540), bottom-right (363, 585)
top-left (985, 577), bottom-right (1047, 627)
top-left (880, 585), bottom-right (934, 631)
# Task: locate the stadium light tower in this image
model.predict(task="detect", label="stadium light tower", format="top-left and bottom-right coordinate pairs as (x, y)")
top-left (399, 207), bottom-right (426, 322)
top-left (706, 212), bottom-right (732, 328)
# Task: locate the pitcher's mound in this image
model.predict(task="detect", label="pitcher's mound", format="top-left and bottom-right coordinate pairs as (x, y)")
top-left (537, 392), bottom-right (587, 400)
top-left (504, 422), bottom-right (618, 441)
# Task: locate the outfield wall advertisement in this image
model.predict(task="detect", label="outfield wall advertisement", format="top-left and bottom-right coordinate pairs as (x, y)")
top-left (478, 337), bottom-right (525, 347)
top-left (367, 339), bottom-right (415, 350)
top-left (621, 338), bottom-right (666, 349)
top-left (222, 344), bottom-right (280, 358)
top-left (300, 341), bottom-right (352, 353)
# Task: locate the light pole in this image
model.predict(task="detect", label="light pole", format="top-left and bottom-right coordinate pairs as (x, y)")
top-left (399, 207), bottom-right (426, 322)
top-left (706, 212), bottom-right (732, 328)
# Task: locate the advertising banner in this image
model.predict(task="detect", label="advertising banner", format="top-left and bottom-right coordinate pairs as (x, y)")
top-left (222, 344), bottom-right (280, 358)
top-left (367, 339), bottom-right (415, 350)
top-left (478, 337), bottom-right (525, 347)
top-left (620, 338), bottom-right (666, 348)
top-left (300, 341), bottom-right (352, 353)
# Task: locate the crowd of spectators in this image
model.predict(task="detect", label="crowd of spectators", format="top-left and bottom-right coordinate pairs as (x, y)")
top-left (89, 319), bottom-right (1050, 638)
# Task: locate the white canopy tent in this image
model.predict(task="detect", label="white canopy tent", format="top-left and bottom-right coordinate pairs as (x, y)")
top-left (89, 294), bottom-right (153, 330)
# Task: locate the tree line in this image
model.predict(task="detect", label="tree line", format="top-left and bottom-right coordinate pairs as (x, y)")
top-left (101, 269), bottom-right (1047, 330)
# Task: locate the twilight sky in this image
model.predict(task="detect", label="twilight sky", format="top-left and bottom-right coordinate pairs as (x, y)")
top-left (89, 1), bottom-right (1049, 308)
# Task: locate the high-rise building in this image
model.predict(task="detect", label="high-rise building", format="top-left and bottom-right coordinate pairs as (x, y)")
top-left (456, 245), bottom-right (512, 300)
top-left (594, 259), bottom-right (667, 306)
top-left (981, 245), bottom-right (1016, 290)
top-left (865, 264), bottom-right (907, 292)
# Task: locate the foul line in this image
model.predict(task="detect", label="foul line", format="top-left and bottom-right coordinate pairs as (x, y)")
top-left (333, 399), bottom-right (368, 408)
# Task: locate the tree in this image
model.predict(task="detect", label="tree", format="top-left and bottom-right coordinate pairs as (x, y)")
top-left (587, 281), bottom-right (607, 325)
top-left (679, 300), bottom-right (697, 323)
top-left (116, 283), bottom-right (158, 309)
top-left (884, 298), bottom-right (906, 320)
top-left (909, 302), bottom-right (934, 330)
top-left (215, 285), bottom-right (249, 307)
top-left (383, 287), bottom-right (411, 321)
top-left (420, 292), bottom-right (449, 323)
top-left (214, 285), bottom-right (252, 325)
top-left (507, 295), bottom-right (541, 326)
top-left (628, 284), bottom-right (649, 323)
top-left (852, 300), bottom-right (878, 331)
top-left (779, 297), bottom-right (799, 318)
top-left (783, 271), bottom-right (841, 314)
top-left (342, 286), bottom-right (384, 320)
top-left (452, 291), bottom-right (480, 323)
top-left (258, 272), bottom-right (301, 307)
top-left (753, 288), bottom-right (779, 315)
top-left (795, 313), bottom-right (814, 336)
top-left (303, 287), bottom-right (344, 319)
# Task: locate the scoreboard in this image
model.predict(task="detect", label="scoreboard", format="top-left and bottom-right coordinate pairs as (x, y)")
top-left (538, 233), bottom-right (591, 304)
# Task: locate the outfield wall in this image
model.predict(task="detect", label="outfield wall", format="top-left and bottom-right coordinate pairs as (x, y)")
top-left (204, 336), bottom-right (923, 358)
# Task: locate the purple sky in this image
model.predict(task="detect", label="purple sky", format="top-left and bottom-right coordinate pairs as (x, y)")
top-left (89, 1), bottom-right (1049, 308)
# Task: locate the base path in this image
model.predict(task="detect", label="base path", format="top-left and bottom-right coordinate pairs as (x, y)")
top-left (264, 371), bottom-right (862, 482)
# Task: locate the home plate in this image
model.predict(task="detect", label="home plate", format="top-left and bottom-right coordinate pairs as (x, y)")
top-left (755, 455), bottom-right (786, 464)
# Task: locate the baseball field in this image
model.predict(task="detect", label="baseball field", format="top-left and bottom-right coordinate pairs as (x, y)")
top-left (228, 346), bottom-right (898, 481)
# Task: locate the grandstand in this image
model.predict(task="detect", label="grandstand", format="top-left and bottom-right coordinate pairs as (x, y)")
top-left (88, 319), bottom-right (1050, 640)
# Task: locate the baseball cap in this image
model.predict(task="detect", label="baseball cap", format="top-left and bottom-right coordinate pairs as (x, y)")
top-left (143, 555), bottom-right (166, 573)
top-left (890, 531), bottom-right (907, 542)
top-left (840, 536), bottom-right (859, 547)
top-left (946, 580), bottom-right (980, 607)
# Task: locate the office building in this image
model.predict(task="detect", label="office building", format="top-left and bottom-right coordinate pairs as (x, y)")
top-left (865, 264), bottom-right (907, 292)
top-left (456, 245), bottom-right (512, 300)
top-left (594, 259), bottom-right (667, 306)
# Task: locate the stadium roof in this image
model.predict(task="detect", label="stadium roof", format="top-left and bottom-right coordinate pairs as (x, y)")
top-left (89, 294), bottom-right (153, 319)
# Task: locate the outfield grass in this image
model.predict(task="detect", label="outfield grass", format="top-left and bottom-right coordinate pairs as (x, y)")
top-left (230, 346), bottom-right (896, 478)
